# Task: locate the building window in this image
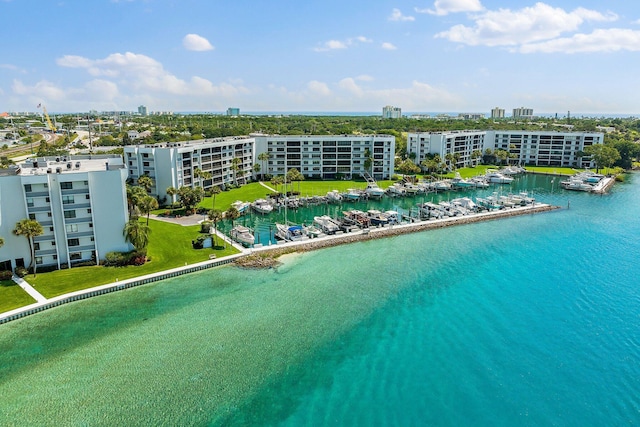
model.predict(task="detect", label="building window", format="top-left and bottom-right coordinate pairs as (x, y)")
top-left (35, 257), bottom-right (43, 265)
top-left (53, 255), bottom-right (57, 260)
top-left (90, 237), bottom-right (95, 242)
top-left (47, 212), bottom-right (52, 217)
top-left (24, 184), bottom-right (33, 192)
top-left (85, 194), bottom-right (90, 200)
top-left (64, 210), bottom-right (76, 219)
top-left (26, 198), bottom-right (34, 207)
top-left (34, 243), bottom-right (40, 251)
top-left (66, 224), bottom-right (78, 233)
top-left (46, 197), bottom-right (50, 203)
top-left (68, 238), bottom-right (80, 247)
top-left (62, 195), bottom-right (74, 204)
top-left (61, 182), bottom-right (73, 190)
top-left (70, 253), bottom-right (82, 260)
top-left (87, 208), bottom-right (92, 214)
top-left (28, 213), bottom-right (36, 220)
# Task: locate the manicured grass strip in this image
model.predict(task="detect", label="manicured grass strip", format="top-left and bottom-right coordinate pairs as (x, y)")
top-left (27, 218), bottom-right (240, 299)
top-left (0, 281), bottom-right (36, 313)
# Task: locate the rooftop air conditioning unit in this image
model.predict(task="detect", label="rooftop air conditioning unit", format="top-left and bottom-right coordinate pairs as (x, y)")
top-left (56, 167), bottom-right (62, 174)
top-left (47, 168), bottom-right (52, 173)
top-left (75, 162), bottom-right (81, 168)
top-left (66, 162), bottom-right (72, 169)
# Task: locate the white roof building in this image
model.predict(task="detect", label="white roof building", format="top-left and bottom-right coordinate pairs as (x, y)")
top-left (0, 155), bottom-right (130, 272)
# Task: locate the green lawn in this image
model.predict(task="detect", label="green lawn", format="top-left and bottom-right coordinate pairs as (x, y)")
top-left (26, 218), bottom-right (239, 299)
top-left (0, 280), bottom-right (36, 313)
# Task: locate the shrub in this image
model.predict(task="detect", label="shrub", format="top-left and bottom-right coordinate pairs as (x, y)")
top-left (192, 235), bottom-right (210, 249)
top-left (104, 251), bottom-right (128, 267)
top-left (0, 270), bottom-right (13, 280)
top-left (200, 221), bottom-right (212, 233)
top-left (15, 267), bottom-right (28, 278)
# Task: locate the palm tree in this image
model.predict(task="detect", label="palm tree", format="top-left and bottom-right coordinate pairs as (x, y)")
top-left (225, 206), bottom-right (240, 226)
top-left (270, 175), bottom-right (284, 194)
top-left (230, 157), bottom-right (242, 186)
top-left (166, 186), bottom-right (178, 204)
top-left (138, 195), bottom-right (159, 225)
top-left (253, 163), bottom-right (261, 180)
top-left (126, 185), bottom-right (147, 217)
top-left (210, 185), bottom-right (221, 210)
top-left (123, 219), bottom-right (150, 250)
top-left (13, 219), bottom-right (44, 277)
top-left (208, 209), bottom-right (223, 247)
top-left (137, 175), bottom-right (154, 193)
top-left (257, 152), bottom-right (271, 180)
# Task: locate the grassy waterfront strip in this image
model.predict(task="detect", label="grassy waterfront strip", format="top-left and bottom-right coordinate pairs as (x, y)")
top-left (0, 203), bottom-right (558, 324)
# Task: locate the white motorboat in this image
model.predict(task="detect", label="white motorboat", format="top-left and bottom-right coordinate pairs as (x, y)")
top-left (386, 183), bottom-right (406, 197)
top-left (251, 198), bottom-right (274, 214)
top-left (313, 215), bottom-right (340, 234)
top-left (561, 178), bottom-right (593, 192)
top-left (485, 170), bottom-right (514, 184)
top-left (275, 223), bottom-right (305, 241)
top-left (326, 190), bottom-right (343, 203)
top-left (231, 200), bottom-right (251, 215)
top-left (230, 225), bottom-right (255, 247)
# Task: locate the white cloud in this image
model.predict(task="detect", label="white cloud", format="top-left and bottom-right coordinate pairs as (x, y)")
top-left (381, 42), bottom-right (397, 50)
top-left (518, 28), bottom-right (640, 53)
top-left (314, 36), bottom-right (372, 52)
top-left (314, 40), bottom-right (348, 52)
top-left (416, 0), bottom-right (483, 16)
top-left (389, 8), bottom-right (415, 22)
top-left (307, 80), bottom-right (331, 96)
top-left (435, 3), bottom-right (619, 47)
top-left (354, 36), bottom-right (372, 43)
top-left (12, 79), bottom-right (66, 101)
top-left (52, 51), bottom-right (249, 101)
top-left (356, 74), bottom-right (374, 82)
top-left (182, 34), bottom-right (214, 51)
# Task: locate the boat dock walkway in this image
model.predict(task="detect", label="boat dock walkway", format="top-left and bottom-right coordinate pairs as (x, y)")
top-left (12, 274), bottom-right (47, 303)
top-left (591, 177), bottom-right (616, 194)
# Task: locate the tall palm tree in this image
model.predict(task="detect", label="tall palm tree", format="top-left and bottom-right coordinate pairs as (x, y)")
top-left (166, 186), bottom-right (178, 204)
top-left (123, 219), bottom-right (150, 250)
top-left (208, 209), bottom-right (223, 247)
top-left (138, 195), bottom-right (159, 225)
top-left (210, 186), bottom-right (221, 210)
top-left (13, 219), bottom-right (43, 277)
top-left (126, 185), bottom-right (147, 217)
top-left (230, 157), bottom-right (242, 186)
top-left (257, 152), bottom-right (271, 180)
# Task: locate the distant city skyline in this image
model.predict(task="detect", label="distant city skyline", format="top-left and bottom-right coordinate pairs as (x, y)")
top-left (1, 0), bottom-right (639, 114)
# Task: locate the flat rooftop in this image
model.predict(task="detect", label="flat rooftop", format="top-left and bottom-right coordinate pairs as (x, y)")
top-left (7, 155), bottom-right (125, 176)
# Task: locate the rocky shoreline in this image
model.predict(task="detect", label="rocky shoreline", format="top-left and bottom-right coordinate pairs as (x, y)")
top-left (234, 204), bottom-right (559, 269)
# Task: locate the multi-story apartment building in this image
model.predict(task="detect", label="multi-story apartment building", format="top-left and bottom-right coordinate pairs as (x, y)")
top-left (407, 131), bottom-right (486, 169)
top-left (407, 130), bottom-right (603, 169)
top-left (253, 134), bottom-right (396, 180)
top-left (382, 105), bottom-right (402, 119)
top-left (0, 155), bottom-right (130, 271)
top-left (512, 107), bottom-right (534, 119)
top-left (486, 130), bottom-right (603, 168)
top-left (491, 107), bottom-right (505, 119)
top-left (124, 137), bottom-right (255, 202)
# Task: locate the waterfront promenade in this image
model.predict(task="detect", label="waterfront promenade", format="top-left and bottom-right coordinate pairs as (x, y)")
top-left (0, 202), bottom-right (558, 325)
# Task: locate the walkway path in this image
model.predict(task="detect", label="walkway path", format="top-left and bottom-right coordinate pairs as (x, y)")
top-left (259, 181), bottom-right (277, 192)
top-left (12, 275), bottom-right (47, 303)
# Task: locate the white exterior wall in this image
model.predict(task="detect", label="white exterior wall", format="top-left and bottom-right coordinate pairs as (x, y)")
top-left (0, 156), bottom-right (130, 271)
top-left (124, 137), bottom-right (255, 202)
top-left (254, 134), bottom-right (396, 180)
top-left (409, 130), bottom-right (603, 168)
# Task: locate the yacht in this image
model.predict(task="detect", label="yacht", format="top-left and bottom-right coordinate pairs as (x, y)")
top-left (313, 215), bottom-right (340, 234)
top-left (230, 225), bottom-right (255, 247)
top-left (231, 200), bottom-right (251, 215)
top-left (485, 170), bottom-right (514, 184)
top-left (326, 190), bottom-right (343, 203)
top-left (275, 223), bottom-right (305, 241)
top-left (251, 198), bottom-right (274, 214)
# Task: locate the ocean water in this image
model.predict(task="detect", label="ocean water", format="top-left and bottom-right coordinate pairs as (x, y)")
top-left (1, 175), bottom-right (640, 426)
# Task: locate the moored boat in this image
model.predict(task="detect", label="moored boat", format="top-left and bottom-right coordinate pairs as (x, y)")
top-left (251, 198), bottom-right (274, 214)
top-left (326, 190), bottom-right (343, 203)
top-left (485, 170), bottom-right (514, 184)
top-left (313, 215), bottom-right (340, 234)
top-left (275, 223), bottom-right (305, 241)
top-left (231, 200), bottom-right (251, 215)
top-left (230, 225), bottom-right (255, 247)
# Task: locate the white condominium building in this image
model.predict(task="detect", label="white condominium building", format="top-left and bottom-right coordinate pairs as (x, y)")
top-left (254, 134), bottom-right (396, 180)
top-left (382, 106), bottom-right (402, 119)
top-left (487, 130), bottom-right (603, 168)
top-left (407, 130), bottom-right (604, 169)
top-left (407, 131), bottom-right (486, 170)
top-left (512, 107), bottom-right (534, 119)
top-left (0, 155), bottom-right (130, 272)
top-left (124, 137), bottom-right (255, 202)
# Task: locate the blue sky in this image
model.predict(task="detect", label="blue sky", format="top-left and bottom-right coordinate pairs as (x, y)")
top-left (1, 0), bottom-right (639, 114)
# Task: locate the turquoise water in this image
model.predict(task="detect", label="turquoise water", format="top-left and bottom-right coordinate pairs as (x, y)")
top-left (1, 174), bottom-right (640, 426)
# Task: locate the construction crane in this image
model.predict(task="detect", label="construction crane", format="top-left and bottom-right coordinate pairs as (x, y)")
top-left (38, 103), bottom-right (57, 133)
